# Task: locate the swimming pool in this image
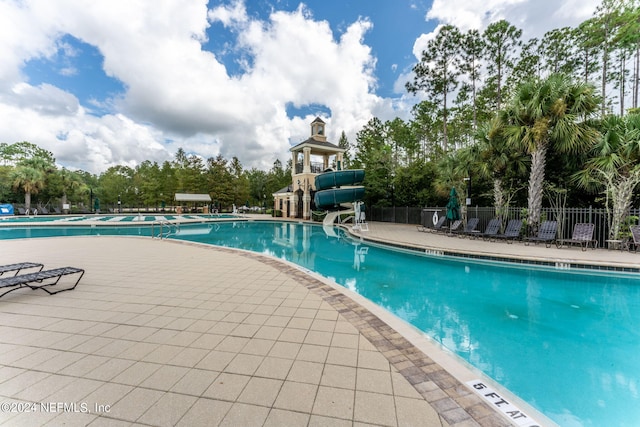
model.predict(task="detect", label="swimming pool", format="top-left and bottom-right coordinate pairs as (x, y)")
top-left (2, 220), bottom-right (639, 426)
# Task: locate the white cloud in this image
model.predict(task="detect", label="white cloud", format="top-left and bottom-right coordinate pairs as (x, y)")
top-left (1, 0), bottom-right (599, 176)
top-left (5, 82), bottom-right (79, 116)
top-left (208, 0), bottom-right (248, 27)
top-left (0, 100), bottom-right (170, 172)
top-left (0, 1), bottom-right (57, 89)
top-left (412, 23), bottom-right (444, 61)
top-left (0, 0), bottom-right (392, 174)
top-left (424, 0), bottom-right (599, 43)
top-left (426, 0), bottom-right (527, 32)
top-left (402, 0), bottom-right (601, 94)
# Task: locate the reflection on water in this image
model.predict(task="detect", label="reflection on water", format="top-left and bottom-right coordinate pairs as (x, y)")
top-left (2, 220), bottom-right (639, 426)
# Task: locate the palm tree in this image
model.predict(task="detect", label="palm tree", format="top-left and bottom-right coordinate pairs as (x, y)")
top-left (58, 168), bottom-right (83, 211)
top-left (495, 73), bottom-right (600, 229)
top-left (573, 113), bottom-right (640, 239)
top-left (475, 117), bottom-right (528, 223)
top-left (434, 150), bottom-right (469, 219)
top-left (10, 165), bottom-right (45, 212)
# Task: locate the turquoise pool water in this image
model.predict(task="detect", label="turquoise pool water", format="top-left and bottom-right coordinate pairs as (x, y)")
top-left (1, 221), bottom-right (639, 426)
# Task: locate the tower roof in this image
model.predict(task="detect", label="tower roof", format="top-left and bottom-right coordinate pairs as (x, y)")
top-left (289, 137), bottom-right (343, 153)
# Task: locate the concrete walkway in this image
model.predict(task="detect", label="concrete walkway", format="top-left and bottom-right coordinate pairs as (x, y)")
top-left (350, 221), bottom-right (640, 271)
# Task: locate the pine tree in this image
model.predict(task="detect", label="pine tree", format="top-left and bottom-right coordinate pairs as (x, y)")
top-left (406, 25), bottom-right (463, 152)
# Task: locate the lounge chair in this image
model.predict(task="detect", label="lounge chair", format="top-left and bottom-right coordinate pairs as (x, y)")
top-left (431, 215), bottom-right (447, 232)
top-left (525, 221), bottom-right (558, 247)
top-left (446, 219), bottom-right (463, 235)
top-left (494, 219), bottom-right (523, 243)
top-left (17, 207), bottom-right (26, 215)
top-left (0, 267), bottom-right (84, 298)
top-left (417, 216), bottom-right (446, 232)
top-left (455, 217), bottom-right (480, 237)
top-left (629, 225), bottom-right (640, 252)
top-left (556, 223), bottom-right (597, 251)
top-left (0, 262), bottom-right (43, 277)
top-left (479, 218), bottom-right (501, 240)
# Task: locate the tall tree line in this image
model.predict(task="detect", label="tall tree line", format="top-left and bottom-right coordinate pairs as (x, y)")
top-left (403, 1), bottom-right (640, 157)
top-left (352, 0), bottom-right (640, 238)
top-left (1, 142), bottom-right (292, 212)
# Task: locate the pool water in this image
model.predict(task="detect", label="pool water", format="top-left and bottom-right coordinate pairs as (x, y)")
top-left (2, 220), bottom-right (639, 426)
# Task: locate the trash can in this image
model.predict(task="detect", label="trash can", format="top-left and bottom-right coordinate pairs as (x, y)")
top-left (203, 205), bottom-right (209, 214)
top-left (176, 206), bottom-right (182, 215)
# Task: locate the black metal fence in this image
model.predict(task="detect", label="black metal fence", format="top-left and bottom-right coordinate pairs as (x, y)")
top-left (368, 205), bottom-right (640, 249)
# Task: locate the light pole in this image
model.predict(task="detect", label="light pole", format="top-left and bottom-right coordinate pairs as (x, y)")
top-left (464, 176), bottom-right (471, 206)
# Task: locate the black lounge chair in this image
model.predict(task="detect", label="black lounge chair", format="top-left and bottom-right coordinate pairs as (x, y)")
top-left (479, 218), bottom-right (501, 240)
top-left (525, 221), bottom-right (557, 247)
top-left (446, 219), bottom-right (463, 235)
top-left (630, 225), bottom-right (640, 252)
top-left (556, 223), bottom-right (597, 251)
top-left (456, 217), bottom-right (480, 237)
top-left (431, 215), bottom-right (447, 232)
top-left (417, 215), bottom-right (446, 232)
top-left (0, 262), bottom-right (43, 277)
top-left (0, 267), bottom-right (84, 298)
top-left (494, 219), bottom-right (522, 243)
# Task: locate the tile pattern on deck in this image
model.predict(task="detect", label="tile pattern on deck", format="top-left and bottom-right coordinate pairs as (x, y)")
top-left (0, 236), bottom-right (511, 427)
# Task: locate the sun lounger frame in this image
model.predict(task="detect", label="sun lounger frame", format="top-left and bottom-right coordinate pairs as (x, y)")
top-left (446, 219), bottom-right (463, 236)
top-left (556, 223), bottom-right (597, 251)
top-left (479, 218), bottom-right (501, 241)
top-left (417, 216), bottom-right (447, 233)
top-left (525, 220), bottom-right (557, 248)
top-left (0, 262), bottom-right (44, 277)
top-left (0, 267), bottom-right (84, 298)
top-left (494, 219), bottom-right (523, 243)
top-left (455, 217), bottom-right (480, 238)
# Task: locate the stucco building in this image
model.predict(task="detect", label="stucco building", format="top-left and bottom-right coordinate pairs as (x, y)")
top-left (273, 117), bottom-right (345, 219)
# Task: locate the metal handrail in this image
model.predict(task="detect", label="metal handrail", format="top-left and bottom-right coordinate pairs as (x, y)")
top-left (151, 220), bottom-right (179, 239)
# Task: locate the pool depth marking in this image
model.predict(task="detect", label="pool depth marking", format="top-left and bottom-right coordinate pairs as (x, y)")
top-left (467, 380), bottom-right (541, 427)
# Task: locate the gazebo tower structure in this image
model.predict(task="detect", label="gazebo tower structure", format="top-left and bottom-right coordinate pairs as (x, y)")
top-left (272, 117), bottom-right (344, 220)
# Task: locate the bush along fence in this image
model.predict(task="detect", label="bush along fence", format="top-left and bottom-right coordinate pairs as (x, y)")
top-left (366, 206), bottom-right (640, 249)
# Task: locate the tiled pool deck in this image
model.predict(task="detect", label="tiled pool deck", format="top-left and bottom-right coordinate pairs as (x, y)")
top-left (2, 219), bottom-right (636, 426)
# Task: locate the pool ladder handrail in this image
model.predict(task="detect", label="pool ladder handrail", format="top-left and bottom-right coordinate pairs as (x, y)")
top-left (152, 220), bottom-right (179, 239)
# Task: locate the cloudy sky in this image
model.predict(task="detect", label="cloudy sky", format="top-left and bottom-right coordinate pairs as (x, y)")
top-left (0, 0), bottom-right (600, 174)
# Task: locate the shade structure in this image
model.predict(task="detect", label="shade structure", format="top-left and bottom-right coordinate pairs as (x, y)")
top-left (174, 193), bottom-right (212, 202)
top-left (445, 187), bottom-right (460, 221)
